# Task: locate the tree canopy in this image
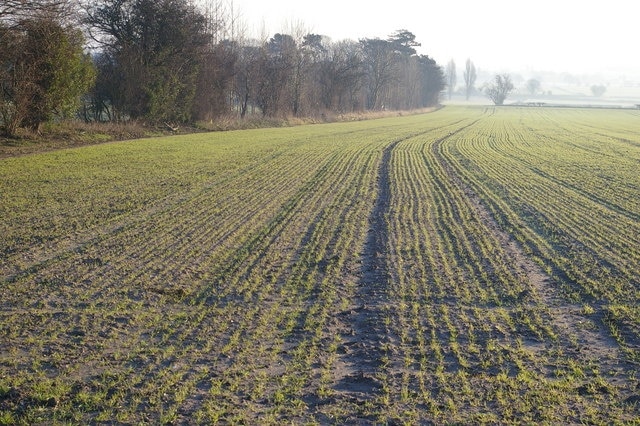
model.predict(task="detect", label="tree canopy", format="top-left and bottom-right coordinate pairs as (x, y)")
top-left (485, 74), bottom-right (514, 105)
top-left (1, 1), bottom-right (447, 135)
top-left (0, 17), bottom-right (95, 135)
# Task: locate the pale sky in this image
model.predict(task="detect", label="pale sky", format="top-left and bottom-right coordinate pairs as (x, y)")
top-left (229, 0), bottom-right (638, 78)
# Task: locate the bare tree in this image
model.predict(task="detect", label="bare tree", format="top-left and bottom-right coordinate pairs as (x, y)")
top-left (360, 38), bottom-right (397, 110)
top-left (233, 43), bottom-right (257, 118)
top-left (463, 58), bottom-right (476, 100)
top-left (298, 33), bottom-right (328, 115)
top-left (527, 78), bottom-right (541, 95)
top-left (0, 0), bottom-right (75, 25)
top-left (252, 33), bottom-right (297, 117)
top-left (485, 74), bottom-right (514, 105)
top-left (446, 59), bottom-right (456, 100)
top-left (313, 40), bottom-right (363, 113)
top-left (194, 40), bottom-right (237, 122)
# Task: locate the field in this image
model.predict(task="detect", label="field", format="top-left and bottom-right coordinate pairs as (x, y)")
top-left (1, 106), bottom-right (639, 424)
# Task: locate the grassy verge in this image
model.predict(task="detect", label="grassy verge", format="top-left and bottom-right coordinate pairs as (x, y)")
top-left (0, 108), bottom-right (438, 159)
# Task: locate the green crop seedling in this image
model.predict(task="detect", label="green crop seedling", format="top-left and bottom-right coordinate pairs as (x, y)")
top-left (1, 106), bottom-right (639, 424)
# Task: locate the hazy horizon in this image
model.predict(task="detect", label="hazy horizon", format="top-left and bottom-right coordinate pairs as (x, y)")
top-left (228, 0), bottom-right (638, 81)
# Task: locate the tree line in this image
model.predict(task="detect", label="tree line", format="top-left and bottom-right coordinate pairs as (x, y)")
top-left (0, 0), bottom-right (446, 136)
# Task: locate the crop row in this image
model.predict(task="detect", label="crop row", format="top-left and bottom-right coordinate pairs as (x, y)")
top-left (0, 114), bottom-right (458, 423)
top-left (1, 107), bottom-right (639, 424)
top-left (443, 109), bottom-right (640, 336)
top-left (368, 110), bottom-right (639, 423)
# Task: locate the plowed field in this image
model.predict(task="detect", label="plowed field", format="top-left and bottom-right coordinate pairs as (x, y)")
top-left (2, 106), bottom-right (639, 424)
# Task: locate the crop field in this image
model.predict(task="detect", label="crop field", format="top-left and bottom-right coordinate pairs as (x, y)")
top-left (1, 106), bottom-right (640, 424)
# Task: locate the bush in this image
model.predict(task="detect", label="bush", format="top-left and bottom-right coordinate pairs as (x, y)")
top-left (0, 19), bottom-right (95, 136)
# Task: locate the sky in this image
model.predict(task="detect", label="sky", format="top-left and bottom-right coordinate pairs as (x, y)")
top-left (229, 0), bottom-right (638, 79)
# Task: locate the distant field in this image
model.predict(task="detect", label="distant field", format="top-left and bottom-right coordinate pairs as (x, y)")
top-left (1, 106), bottom-right (639, 424)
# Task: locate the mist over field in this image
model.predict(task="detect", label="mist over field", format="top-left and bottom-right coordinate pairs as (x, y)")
top-left (232, 0), bottom-right (640, 94)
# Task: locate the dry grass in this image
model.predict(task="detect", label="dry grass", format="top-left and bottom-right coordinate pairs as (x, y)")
top-left (1, 108), bottom-right (439, 158)
top-left (0, 121), bottom-right (164, 158)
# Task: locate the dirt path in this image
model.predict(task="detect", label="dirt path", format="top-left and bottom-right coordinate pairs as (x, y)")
top-left (330, 138), bottom-right (400, 403)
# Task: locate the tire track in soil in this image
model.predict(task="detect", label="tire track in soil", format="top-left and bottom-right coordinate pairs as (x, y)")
top-left (430, 133), bottom-right (637, 388)
top-left (330, 124), bottom-right (477, 408)
top-left (330, 136), bottom-right (403, 404)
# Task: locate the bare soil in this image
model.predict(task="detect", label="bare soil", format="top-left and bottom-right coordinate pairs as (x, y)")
top-left (330, 137), bottom-right (400, 404)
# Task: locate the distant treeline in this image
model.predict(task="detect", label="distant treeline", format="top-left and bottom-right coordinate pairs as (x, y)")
top-left (0, 0), bottom-right (445, 135)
